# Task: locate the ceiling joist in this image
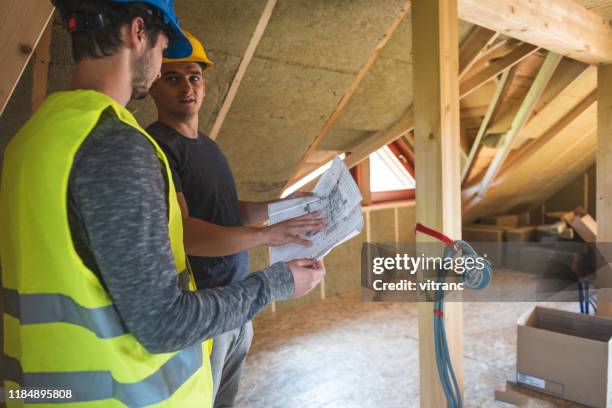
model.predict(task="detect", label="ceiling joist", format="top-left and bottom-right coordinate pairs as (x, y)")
top-left (458, 0), bottom-right (612, 65)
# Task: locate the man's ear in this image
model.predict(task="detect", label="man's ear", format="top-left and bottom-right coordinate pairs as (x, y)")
top-left (127, 16), bottom-right (147, 50)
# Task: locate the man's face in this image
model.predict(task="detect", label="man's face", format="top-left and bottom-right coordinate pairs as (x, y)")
top-left (149, 61), bottom-right (206, 118)
top-left (131, 33), bottom-right (169, 100)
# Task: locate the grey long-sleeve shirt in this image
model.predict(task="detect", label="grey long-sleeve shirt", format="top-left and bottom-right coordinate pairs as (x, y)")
top-left (67, 109), bottom-right (294, 354)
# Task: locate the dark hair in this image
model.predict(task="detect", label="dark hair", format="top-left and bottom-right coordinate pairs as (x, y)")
top-left (53, 0), bottom-right (172, 62)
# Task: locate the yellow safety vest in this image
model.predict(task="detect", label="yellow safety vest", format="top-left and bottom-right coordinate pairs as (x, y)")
top-left (0, 90), bottom-right (213, 407)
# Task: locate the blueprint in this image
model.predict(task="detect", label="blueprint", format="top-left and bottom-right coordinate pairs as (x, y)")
top-left (269, 156), bottom-right (364, 263)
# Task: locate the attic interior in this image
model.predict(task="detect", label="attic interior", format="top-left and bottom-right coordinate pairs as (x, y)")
top-left (3, 0), bottom-right (612, 407)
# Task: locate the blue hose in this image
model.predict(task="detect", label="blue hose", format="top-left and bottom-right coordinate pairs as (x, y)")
top-left (432, 240), bottom-right (493, 408)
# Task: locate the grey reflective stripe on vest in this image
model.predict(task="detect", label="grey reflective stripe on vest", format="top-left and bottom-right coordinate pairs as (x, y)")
top-left (3, 288), bottom-right (127, 338)
top-left (8, 344), bottom-right (202, 406)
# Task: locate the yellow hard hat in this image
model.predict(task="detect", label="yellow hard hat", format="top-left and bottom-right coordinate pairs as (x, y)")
top-left (162, 30), bottom-right (213, 71)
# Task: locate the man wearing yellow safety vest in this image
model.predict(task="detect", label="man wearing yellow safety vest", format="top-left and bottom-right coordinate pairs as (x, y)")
top-left (0, 0), bottom-right (325, 406)
top-left (146, 33), bottom-right (326, 407)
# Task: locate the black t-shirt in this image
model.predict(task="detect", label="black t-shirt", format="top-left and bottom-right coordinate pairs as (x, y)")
top-left (147, 121), bottom-right (249, 288)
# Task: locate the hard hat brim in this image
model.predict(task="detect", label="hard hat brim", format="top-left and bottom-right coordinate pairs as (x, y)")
top-left (110, 0), bottom-right (193, 59)
top-left (163, 21), bottom-right (193, 59)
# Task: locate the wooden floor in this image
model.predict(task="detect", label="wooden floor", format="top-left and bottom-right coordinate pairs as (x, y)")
top-left (235, 270), bottom-right (583, 407)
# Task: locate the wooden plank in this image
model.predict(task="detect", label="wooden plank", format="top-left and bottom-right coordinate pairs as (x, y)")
top-left (32, 17), bottom-right (53, 113)
top-left (461, 70), bottom-right (510, 183)
top-left (0, 0), bottom-right (55, 115)
top-left (459, 43), bottom-right (538, 99)
top-left (458, 0), bottom-right (612, 65)
top-left (209, 0), bottom-right (277, 140)
top-left (597, 64), bottom-right (612, 317)
top-left (477, 52), bottom-right (562, 198)
top-left (412, 0), bottom-right (463, 406)
top-left (459, 26), bottom-right (498, 79)
top-left (282, 0), bottom-right (412, 190)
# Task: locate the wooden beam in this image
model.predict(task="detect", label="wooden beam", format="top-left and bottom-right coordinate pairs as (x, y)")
top-left (0, 0), bottom-right (55, 116)
top-left (458, 0), bottom-right (612, 65)
top-left (461, 70), bottom-right (510, 183)
top-left (496, 90), bottom-right (597, 186)
top-left (477, 52), bottom-right (562, 197)
top-left (459, 42), bottom-right (538, 99)
top-left (459, 26), bottom-right (498, 79)
top-left (460, 39), bottom-right (515, 81)
top-left (32, 17), bottom-right (53, 113)
top-left (344, 108), bottom-right (414, 170)
top-left (208, 0), bottom-right (277, 140)
top-left (356, 159), bottom-right (372, 205)
top-left (597, 64), bottom-right (612, 317)
top-left (412, 0), bottom-right (463, 406)
top-left (282, 0), bottom-right (412, 190)
top-left (513, 65), bottom-right (595, 148)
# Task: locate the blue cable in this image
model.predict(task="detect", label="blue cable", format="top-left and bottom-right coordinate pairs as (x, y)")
top-left (432, 240), bottom-right (493, 408)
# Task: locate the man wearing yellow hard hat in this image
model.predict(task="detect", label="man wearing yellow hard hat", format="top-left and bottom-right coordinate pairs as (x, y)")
top-left (148, 32), bottom-right (326, 406)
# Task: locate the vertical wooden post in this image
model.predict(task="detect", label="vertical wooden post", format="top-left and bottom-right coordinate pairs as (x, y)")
top-left (412, 0), bottom-right (463, 406)
top-left (597, 65), bottom-right (612, 316)
top-left (357, 159), bottom-right (372, 206)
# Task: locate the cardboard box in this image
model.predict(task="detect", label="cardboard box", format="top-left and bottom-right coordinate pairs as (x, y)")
top-left (480, 213), bottom-right (531, 227)
top-left (517, 306), bottom-right (612, 407)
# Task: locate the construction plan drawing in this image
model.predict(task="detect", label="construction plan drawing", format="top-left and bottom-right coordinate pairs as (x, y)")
top-left (269, 156), bottom-right (364, 263)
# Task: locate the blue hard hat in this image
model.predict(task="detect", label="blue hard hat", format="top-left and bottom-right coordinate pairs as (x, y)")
top-left (111, 0), bottom-right (192, 59)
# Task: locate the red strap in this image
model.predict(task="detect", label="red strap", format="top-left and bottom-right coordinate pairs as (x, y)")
top-left (416, 223), bottom-right (454, 246)
top-left (68, 16), bottom-right (77, 32)
top-left (433, 308), bottom-right (444, 318)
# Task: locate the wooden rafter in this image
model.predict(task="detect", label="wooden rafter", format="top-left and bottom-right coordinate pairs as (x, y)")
top-left (287, 25), bottom-right (538, 193)
top-left (461, 69), bottom-right (510, 183)
top-left (0, 0), bottom-right (55, 116)
top-left (344, 108), bottom-right (414, 170)
top-left (497, 90), bottom-right (597, 186)
top-left (512, 65), bottom-right (595, 149)
top-left (459, 42), bottom-right (538, 99)
top-left (209, 0), bottom-right (278, 140)
top-left (458, 26), bottom-right (498, 79)
top-left (282, 0), bottom-right (412, 191)
top-left (458, 0), bottom-right (612, 65)
top-left (476, 52), bottom-right (562, 197)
